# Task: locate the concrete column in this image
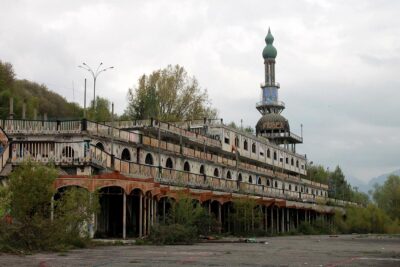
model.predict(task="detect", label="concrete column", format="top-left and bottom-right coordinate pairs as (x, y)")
top-left (276, 208), bottom-right (280, 234)
top-left (89, 193), bottom-right (95, 238)
top-left (287, 208), bottom-right (290, 232)
top-left (50, 196), bottom-right (54, 222)
top-left (22, 102), bottom-right (26, 119)
top-left (163, 197), bottom-right (166, 224)
top-left (149, 198), bottom-right (152, 228)
top-left (139, 195), bottom-right (143, 237)
top-left (264, 206), bottom-right (268, 232)
top-left (281, 207), bottom-right (285, 233)
top-left (270, 206), bottom-right (274, 235)
top-left (9, 97), bottom-right (14, 119)
top-left (154, 199), bottom-right (157, 224)
top-left (251, 208), bottom-right (254, 232)
top-left (218, 203), bottom-right (222, 233)
top-left (122, 192), bottom-right (126, 239)
top-left (296, 209), bottom-right (299, 229)
top-left (143, 197), bottom-right (147, 235)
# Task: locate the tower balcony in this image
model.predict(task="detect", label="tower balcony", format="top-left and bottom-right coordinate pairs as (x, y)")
top-left (256, 99), bottom-right (285, 109)
top-left (260, 82), bottom-right (280, 88)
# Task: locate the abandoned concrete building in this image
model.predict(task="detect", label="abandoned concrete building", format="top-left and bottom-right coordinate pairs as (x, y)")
top-left (0, 29), bottom-right (354, 238)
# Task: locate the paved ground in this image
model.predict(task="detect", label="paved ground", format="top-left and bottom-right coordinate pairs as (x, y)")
top-left (0, 235), bottom-right (399, 266)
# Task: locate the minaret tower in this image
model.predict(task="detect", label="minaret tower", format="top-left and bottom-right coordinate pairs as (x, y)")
top-left (256, 28), bottom-right (303, 149)
top-left (256, 28), bottom-right (283, 115)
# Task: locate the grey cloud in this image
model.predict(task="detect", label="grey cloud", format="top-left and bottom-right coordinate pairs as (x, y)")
top-left (0, 0), bottom-right (399, 182)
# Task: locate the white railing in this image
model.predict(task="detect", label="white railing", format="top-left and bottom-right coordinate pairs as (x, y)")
top-left (0, 145), bottom-right (9, 174)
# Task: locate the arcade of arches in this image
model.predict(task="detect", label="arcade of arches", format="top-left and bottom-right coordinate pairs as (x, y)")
top-left (54, 172), bottom-right (334, 239)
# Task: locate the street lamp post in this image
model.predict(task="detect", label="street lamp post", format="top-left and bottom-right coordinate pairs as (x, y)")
top-left (78, 62), bottom-right (114, 108)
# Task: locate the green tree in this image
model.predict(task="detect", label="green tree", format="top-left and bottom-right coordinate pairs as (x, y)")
top-left (232, 198), bottom-right (263, 235)
top-left (0, 60), bottom-right (83, 119)
top-left (0, 61), bottom-right (15, 117)
top-left (87, 96), bottom-right (112, 122)
top-left (307, 165), bottom-right (329, 184)
top-left (372, 175), bottom-right (400, 221)
top-left (0, 161), bottom-right (99, 252)
top-left (125, 65), bottom-right (217, 121)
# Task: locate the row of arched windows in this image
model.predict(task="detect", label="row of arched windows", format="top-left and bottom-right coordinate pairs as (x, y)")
top-left (142, 152), bottom-right (325, 195)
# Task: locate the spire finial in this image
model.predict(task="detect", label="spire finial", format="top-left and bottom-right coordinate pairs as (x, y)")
top-left (265, 27), bottom-right (274, 45)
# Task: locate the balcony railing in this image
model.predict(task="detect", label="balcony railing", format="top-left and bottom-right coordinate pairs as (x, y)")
top-left (260, 82), bottom-right (280, 88)
top-left (261, 131), bottom-right (303, 143)
top-left (6, 141), bottom-right (355, 207)
top-left (256, 99), bottom-right (285, 108)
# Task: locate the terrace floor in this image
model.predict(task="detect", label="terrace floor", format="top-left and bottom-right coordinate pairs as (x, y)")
top-left (1, 235), bottom-right (399, 266)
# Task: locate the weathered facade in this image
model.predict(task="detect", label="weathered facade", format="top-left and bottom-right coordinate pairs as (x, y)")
top-left (0, 29), bottom-right (354, 239)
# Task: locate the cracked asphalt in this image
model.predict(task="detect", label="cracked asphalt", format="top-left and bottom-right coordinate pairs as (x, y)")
top-left (1, 235), bottom-right (399, 266)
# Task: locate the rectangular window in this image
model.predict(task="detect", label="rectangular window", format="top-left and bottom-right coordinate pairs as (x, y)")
top-left (224, 138), bottom-right (230, 144)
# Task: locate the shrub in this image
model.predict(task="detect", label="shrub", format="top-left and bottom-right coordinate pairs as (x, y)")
top-left (0, 161), bottom-right (99, 253)
top-left (232, 198), bottom-right (263, 235)
top-left (148, 224), bottom-right (197, 245)
top-left (297, 222), bottom-right (315, 235)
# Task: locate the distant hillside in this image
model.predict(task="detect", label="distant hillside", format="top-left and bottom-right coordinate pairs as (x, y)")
top-left (347, 169), bottom-right (400, 194)
top-left (0, 60), bottom-right (83, 120)
top-left (368, 169), bottom-right (400, 188)
top-left (346, 175), bottom-right (371, 194)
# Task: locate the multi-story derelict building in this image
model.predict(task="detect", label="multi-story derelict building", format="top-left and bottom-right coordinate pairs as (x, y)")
top-left (0, 29), bottom-right (354, 239)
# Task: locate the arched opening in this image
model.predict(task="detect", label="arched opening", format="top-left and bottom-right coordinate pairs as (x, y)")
top-left (257, 177), bottom-right (262, 185)
top-left (96, 186), bottom-right (124, 238)
top-left (96, 142), bottom-right (105, 150)
top-left (289, 184), bottom-right (292, 191)
top-left (226, 171), bottom-right (231, 179)
top-left (286, 157), bottom-right (289, 164)
top-left (295, 185), bottom-right (298, 192)
top-left (121, 148), bottom-right (131, 161)
top-left (62, 146), bottom-right (75, 158)
top-left (273, 151), bottom-right (277, 160)
top-left (166, 157), bottom-right (173, 169)
top-left (296, 160), bottom-right (299, 168)
top-left (157, 197), bottom-right (172, 225)
top-left (238, 173), bottom-right (242, 181)
top-left (267, 179), bottom-right (271, 186)
top-left (184, 161), bottom-right (190, 172)
top-left (243, 140), bottom-right (248, 150)
top-left (234, 136), bottom-right (239, 148)
top-left (199, 165), bottom-right (205, 175)
top-left (214, 168), bottom-right (219, 177)
top-left (126, 188), bottom-right (143, 237)
top-left (291, 158), bottom-right (294, 166)
top-left (267, 149), bottom-right (270, 158)
top-left (274, 181), bottom-right (278, 188)
top-left (54, 185), bottom-right (88, 201)
top-left (252, 143), bottom-right (256, 153)
top-left (248, 175), bottom-right (253, 184)
top-left (145, 153), bottom-right (153, 165)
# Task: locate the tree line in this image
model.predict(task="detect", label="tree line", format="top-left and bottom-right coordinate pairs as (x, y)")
top-left (307, 165), bottom-right (369, 205)
top-left (0, 61), bottom-right (217, 122)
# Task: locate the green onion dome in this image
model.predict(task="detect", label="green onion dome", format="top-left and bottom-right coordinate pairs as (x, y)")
top-left (262, 28), bottom-right (277, 59)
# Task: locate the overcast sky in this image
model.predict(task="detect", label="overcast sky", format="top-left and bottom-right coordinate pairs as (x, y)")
top-left (1, 0), bottom-right (399, 182)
